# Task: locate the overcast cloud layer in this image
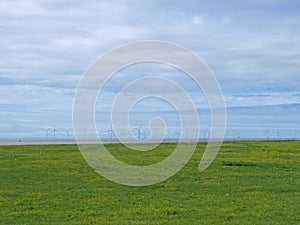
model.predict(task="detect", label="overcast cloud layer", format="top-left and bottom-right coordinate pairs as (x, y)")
top-left (0, 0), bottom-right (299, 139)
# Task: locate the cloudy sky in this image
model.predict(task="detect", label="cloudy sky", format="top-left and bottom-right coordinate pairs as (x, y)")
top-left (0, 0), bottom-right (299, 139)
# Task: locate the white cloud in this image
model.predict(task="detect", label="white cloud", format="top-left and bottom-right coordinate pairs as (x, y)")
top-left (225, 91), bottom-right (300, 108)
top-left (0, 0), bottom-right (299, 137)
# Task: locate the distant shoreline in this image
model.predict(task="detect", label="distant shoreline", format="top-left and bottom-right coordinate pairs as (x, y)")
top-left (0, 138), bottom-right (298, 146)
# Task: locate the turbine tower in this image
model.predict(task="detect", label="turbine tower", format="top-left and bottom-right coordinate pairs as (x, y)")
top-left (276, 129), bottom-right (280, 140)
top-left (44, 128), bottom-right (51, 139)
top-left (106, 125), bottom-right (114, 141)
top-left (64, 129), bottom-right (71, 139)
top-left (50, 125), bottom-right (58, 140)
top-left (201, 130), bottom-right (209, 140)
top-left (232, 129), bottom-right (240, 139)
top-left (264, 129), bottom-right (271, 139)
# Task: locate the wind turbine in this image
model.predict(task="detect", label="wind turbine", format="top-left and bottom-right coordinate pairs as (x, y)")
top-left (137, 125), bottom-right (143, 140)
top-left (118, 129), bottom-right (126, 140)
top-left (133, 125), bottom-right (143, 140)
top-left (106, 126), bottom-right (114, 141)
top-left (201, 130), bottom-right (209, 140)
top-left (232, 129), bottom-right (240, 139)
top-left (50, 125), bottom-right (58, 140)
top-left (64, 129), bottom-right (71, 139)
top-left (184, 127), bottom-right (192, 140)
top-left (44, 128), bottom-right (51, 139)
top-left (173, 129), bottom-right (180, 140)
top-left (264, 129), bottom-right (271, 139)
top-left (276, 129), bottom-right (280, 140)
top-left (190, 128), bottom-right (199, 140)
top-left (98, 130), bottom-right (105, 140)
top-left (290, 130), bottom-right (299, 140)
top-left (166, 129), bottom-right (173, 140)
top-left (152, 127), bottom-right (159, 140)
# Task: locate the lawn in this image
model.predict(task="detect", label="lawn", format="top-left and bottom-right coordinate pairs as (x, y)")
top-left (1, 141), bottom-right (299, 224)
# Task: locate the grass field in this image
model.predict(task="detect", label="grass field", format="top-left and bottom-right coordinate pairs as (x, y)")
top-left (1, 141), bottom-right (299, 224)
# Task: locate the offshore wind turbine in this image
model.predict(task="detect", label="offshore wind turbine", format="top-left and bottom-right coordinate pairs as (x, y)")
top-left (276, 128), bottom-right (280, 140)
top-left (190, 128), bottom-right (199, 140)
top-left (184, 127), bottom-right (192, 140)
top-left (44, 128), bottom-right (51, 139)
top-left (106, 125), bottom-right (114, 141)
top-left (132, 125), bottom-right (144, 140)
top-left (52, 125), bottom-right (58, 140)
top-left (64, 129), bottom-right (71, 139)
top-left (152, 127), bottom-right (159, 140)
top-left (232, 129), bottom-right (240, 139)
top-left (166, 129), bottom-right (172, 140)
top-left (291, 130), bottom-right (300, 139)
top-left (201, 130), bottom-right (209, 140)
top-left (136, 125), bottom-right (143, 140)
top-left (173, 129), bottom-right (180, 140)
top-left (264, 129), bottom-right (271, 139)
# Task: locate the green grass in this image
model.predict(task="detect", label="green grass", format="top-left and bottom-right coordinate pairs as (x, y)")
top-left (1, 141), bottom-right (299, 224)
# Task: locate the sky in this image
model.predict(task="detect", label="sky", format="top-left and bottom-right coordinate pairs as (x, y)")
top-left (0, 0), bottom-right (299, 139)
